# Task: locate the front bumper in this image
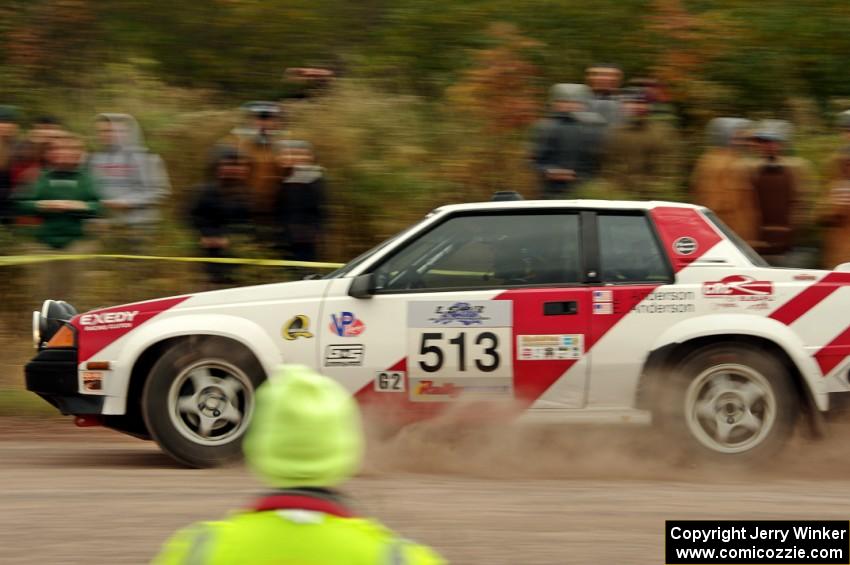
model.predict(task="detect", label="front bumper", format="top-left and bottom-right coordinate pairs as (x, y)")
top-left (24, 348), bottom-right (103, 415)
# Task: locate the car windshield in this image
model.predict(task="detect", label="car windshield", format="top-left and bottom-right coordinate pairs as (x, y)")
top-left (703, 210), bottom-right (769, 267)
top-left (324, 224), bottom-right (419, 278)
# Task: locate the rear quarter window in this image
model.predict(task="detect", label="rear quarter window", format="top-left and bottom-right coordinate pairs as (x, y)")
top-left (598, 214), bottom-right (673, 283)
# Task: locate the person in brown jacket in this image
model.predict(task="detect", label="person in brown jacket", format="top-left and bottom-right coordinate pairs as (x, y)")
top-left (818, 111), bottom-right (850, 269)
top-left (602, 87), bottom-right (679, 199)
top-left (224, 102), bottom-right (285, 242)
top-left (747, 120), bottom-right (813, 266)
top-left (691, 117), bottom-right (759, 243)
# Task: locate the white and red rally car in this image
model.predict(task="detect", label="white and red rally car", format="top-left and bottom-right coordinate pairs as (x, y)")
top-left (25, 199), bottom-right (850, 467)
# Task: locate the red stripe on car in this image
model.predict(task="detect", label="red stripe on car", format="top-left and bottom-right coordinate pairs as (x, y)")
top-left (770, 272), bottom-right (850, 326)
top-left (649, 207), bottom-right (723, 272)
top-left (73, 296), bottom-right (190, 362)
top-left (814, 325), bottom-right (850, 376)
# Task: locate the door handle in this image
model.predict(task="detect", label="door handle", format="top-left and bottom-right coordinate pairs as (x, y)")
top-left (544, 301), bottom-right (578, 316)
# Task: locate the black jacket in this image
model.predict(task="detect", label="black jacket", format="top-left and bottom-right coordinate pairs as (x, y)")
top-left (190, 181), bottom-right (252, 238)
top-left (275, 166), bottom-right (326, 244)
top-left (530, 111), bottom-right (606, 197)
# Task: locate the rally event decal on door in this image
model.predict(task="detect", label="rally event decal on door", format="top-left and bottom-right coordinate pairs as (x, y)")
top-left (406, 301), bottom-right (513, 402)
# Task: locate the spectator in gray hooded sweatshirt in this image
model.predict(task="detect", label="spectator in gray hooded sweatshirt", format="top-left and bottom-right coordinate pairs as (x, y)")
top-left (88, 113), bottom-right (171, 252)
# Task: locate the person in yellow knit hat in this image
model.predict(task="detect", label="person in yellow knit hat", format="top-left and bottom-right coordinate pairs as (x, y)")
top-left (153, 365), bottom-right (445, 564)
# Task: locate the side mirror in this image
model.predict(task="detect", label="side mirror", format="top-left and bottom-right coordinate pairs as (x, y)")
top-left (348, 273), bottom-right (375, 299)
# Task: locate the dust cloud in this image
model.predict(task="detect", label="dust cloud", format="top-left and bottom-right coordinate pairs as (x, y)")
top-left (362, 402), bottom-right (850, 483)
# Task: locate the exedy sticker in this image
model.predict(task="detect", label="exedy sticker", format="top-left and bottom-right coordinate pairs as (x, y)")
top-left (282, 315), bottom-right (313, 340)
top-left (329, 312), bottom-right (366, 337)
top-left (78, 310), bottom-right (139, 331)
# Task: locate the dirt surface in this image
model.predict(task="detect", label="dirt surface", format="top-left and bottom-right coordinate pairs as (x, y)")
top-left (4, 418), bottom-right (850, 564)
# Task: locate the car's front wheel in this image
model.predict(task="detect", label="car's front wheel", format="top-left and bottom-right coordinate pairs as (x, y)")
top-left (142, 338), bottom-right (265, 467)
top-left (661, 344), bottom-right (798, 463)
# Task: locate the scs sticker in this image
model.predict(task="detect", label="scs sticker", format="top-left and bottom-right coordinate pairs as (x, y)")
top-left (703, 275), bottom-right (773, 298)
top-left (329, 312), bottom-right (365, 337)
top-left (324, 344), bottom-right (364, 367)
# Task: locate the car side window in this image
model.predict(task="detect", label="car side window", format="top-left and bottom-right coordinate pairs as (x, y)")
top-left (372, 213), bottom-right (582, 292)
top-left (598, 214), bottom-right (671, 283)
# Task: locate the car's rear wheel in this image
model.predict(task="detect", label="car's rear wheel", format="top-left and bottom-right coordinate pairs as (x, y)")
top-left (142, 338), bottom-right (265, 467)
top-left (660, 344), bottom-right (798, 463)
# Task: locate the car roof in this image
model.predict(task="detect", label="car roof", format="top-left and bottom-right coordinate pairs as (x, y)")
top-left (433, 199), bottom-right (703, 214)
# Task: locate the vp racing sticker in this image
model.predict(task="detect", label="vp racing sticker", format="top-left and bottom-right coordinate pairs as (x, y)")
top-left (329, 312), bottom-right (366, 337)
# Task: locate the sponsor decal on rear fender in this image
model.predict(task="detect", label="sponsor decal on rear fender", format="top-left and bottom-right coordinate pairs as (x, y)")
top-left (702, 275), bottom-right (774, 310)
top-left (703, 275), bottom-right (773, 297)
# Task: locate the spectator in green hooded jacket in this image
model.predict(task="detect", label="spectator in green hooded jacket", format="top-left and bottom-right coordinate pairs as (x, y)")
top-left (153, 365), bottom-right (445, 565)
top-left (16, 133), bottom-right (101, 299)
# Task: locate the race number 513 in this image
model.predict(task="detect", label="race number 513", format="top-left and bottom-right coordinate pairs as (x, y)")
top-left (408, 328), bottom-right (512, 380)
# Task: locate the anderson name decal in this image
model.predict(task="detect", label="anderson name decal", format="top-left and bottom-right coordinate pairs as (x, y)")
top-left (633, 291), bottom-right (695, 314)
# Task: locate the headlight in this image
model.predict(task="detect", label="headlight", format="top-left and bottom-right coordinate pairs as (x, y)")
top-left (32, 310), bottom-right (41, 349)
top-left (34, 300), bottom-right (78, 349)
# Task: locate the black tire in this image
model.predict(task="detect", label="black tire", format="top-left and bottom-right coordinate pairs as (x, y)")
top-left (656, 343), bottom-right (798, 464)
top-left (141, 337), bottom-right (265, 468)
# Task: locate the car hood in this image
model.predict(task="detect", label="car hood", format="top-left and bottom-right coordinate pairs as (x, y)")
top-left (78, 278), bottom-right (334, 318)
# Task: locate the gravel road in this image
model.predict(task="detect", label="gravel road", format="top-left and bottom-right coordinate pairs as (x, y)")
top-left (3, 418), bottom-right (850, 564)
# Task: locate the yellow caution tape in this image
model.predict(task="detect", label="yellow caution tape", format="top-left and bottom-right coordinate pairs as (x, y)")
top-left (0, 254), bottom-right (345, 269)
top-left (0, 255), bottom-right (493, 276)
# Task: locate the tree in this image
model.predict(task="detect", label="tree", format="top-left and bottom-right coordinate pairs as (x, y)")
top-left (445, 23), bottom-right (541, 198)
